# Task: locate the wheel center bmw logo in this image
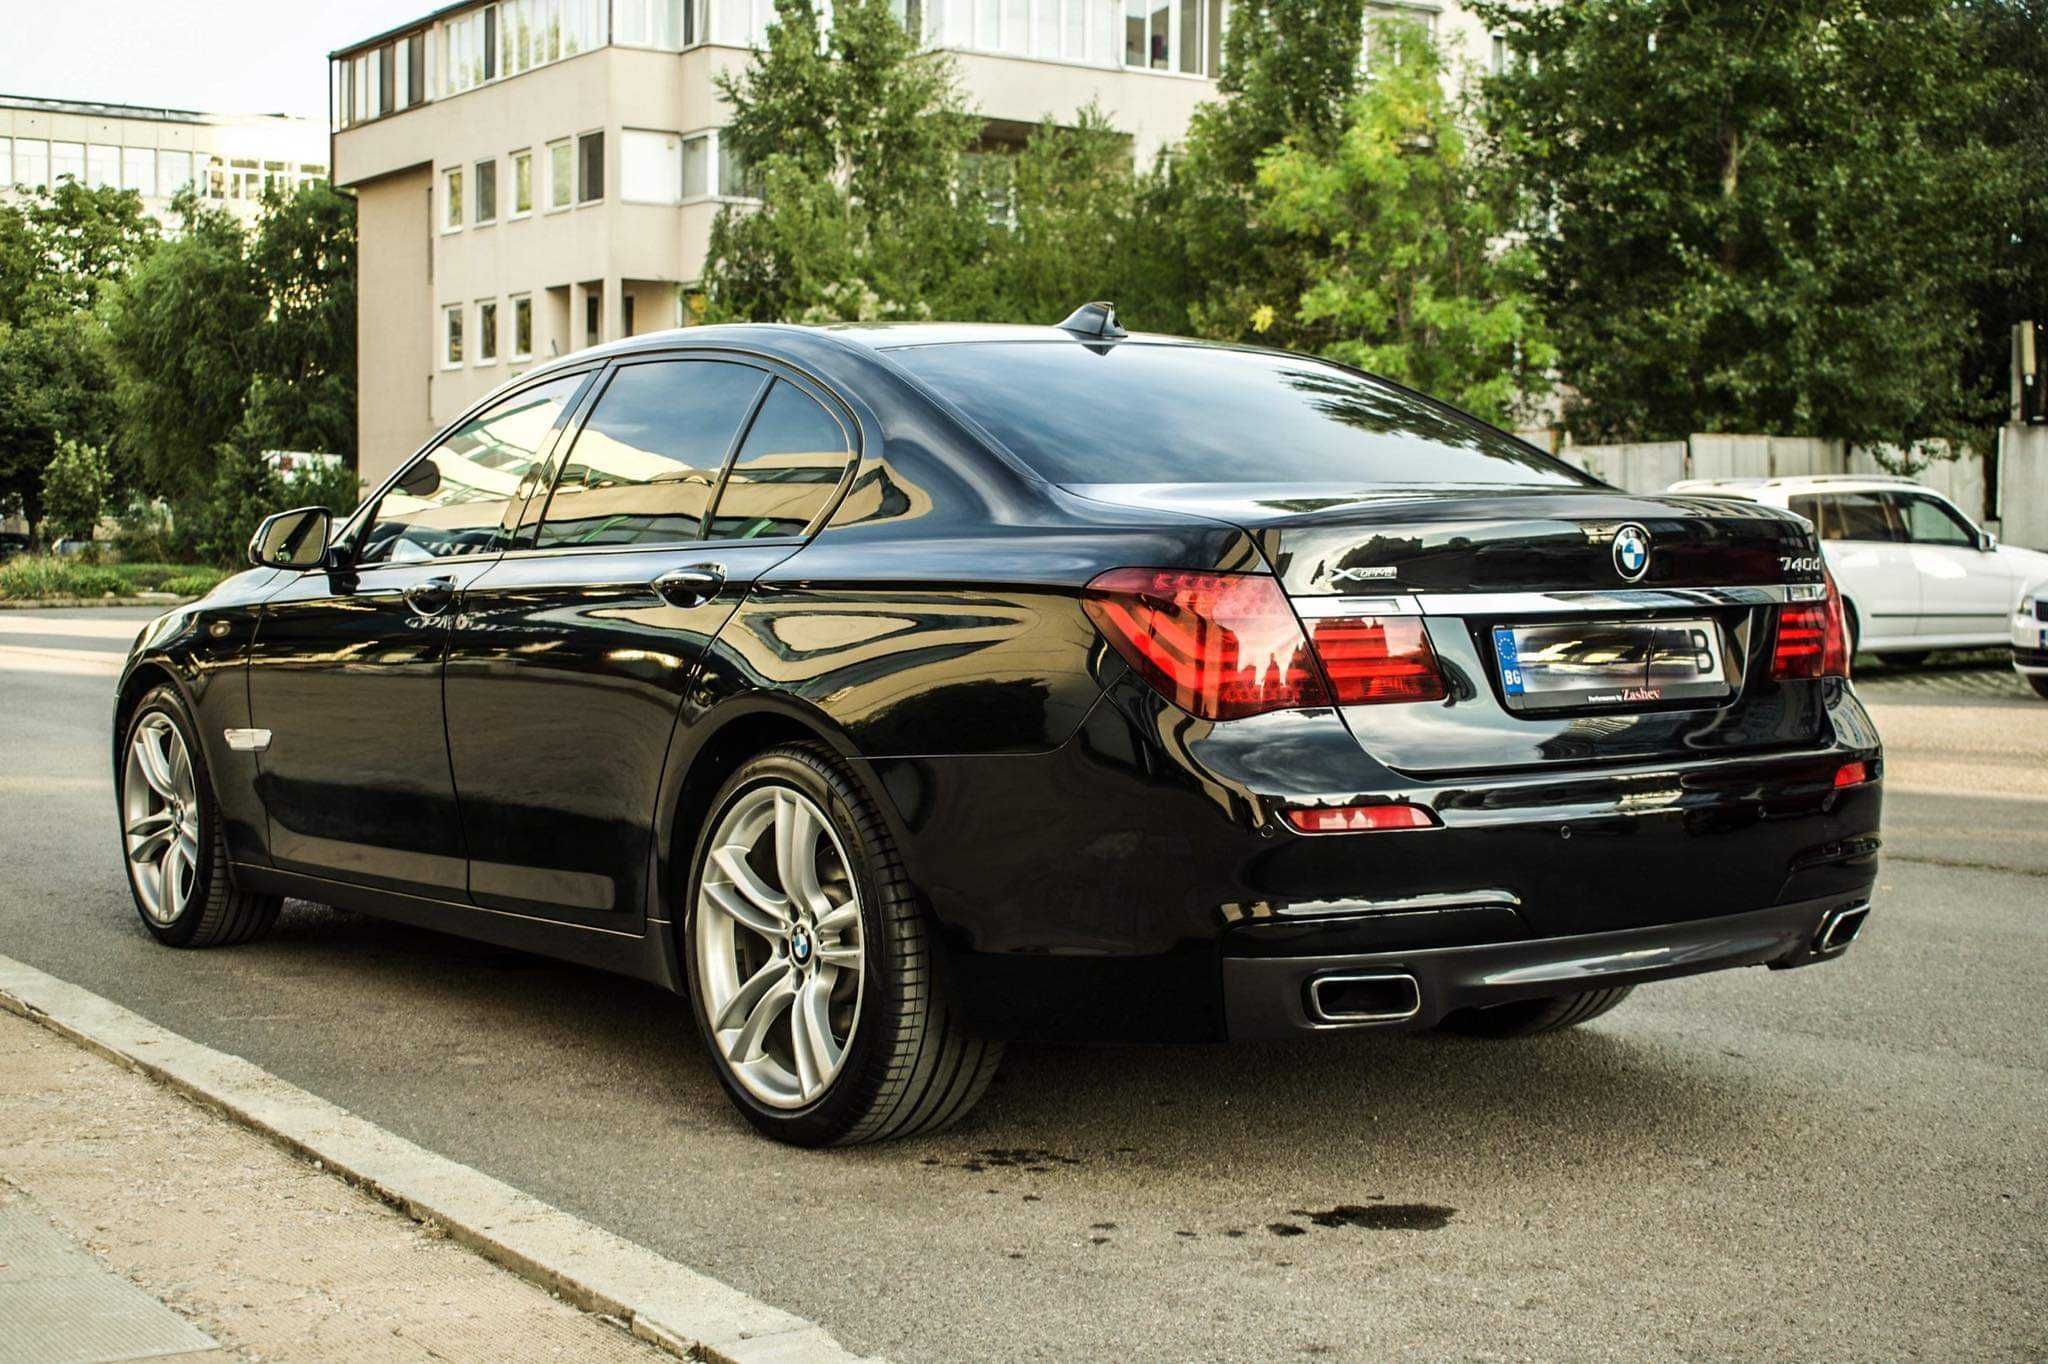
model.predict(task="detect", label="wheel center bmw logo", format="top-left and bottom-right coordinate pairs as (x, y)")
top-left (790, 926), bottom-right (813, 964)
top-left (1612, 524), bottom-right (1652, 582)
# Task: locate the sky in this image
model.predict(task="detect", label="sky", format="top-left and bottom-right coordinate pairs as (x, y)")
top-left (0, 0), bottom-right (433, 123)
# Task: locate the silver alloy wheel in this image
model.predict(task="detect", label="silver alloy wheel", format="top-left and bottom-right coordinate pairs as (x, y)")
top-left (694, 783), bottom-right (864, 1109)
top-left (122, 713), bottom-right (201, 925)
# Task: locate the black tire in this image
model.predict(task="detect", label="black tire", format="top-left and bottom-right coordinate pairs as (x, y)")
top-left (682, 742), bottom-right (1002, 1146)
top-left (2028, 673), bottom-right (2048, 700)
top-left (1437, 986), bottom-right (1634, 1039)
top-left (118, 686), bottom-right (281, 948)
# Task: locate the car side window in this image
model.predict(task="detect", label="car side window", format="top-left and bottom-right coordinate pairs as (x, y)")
top-left (1823, 492), bottom-right (1903, 543)
top-left (705, 380), bottom-right (853, 541)
top-left (1891, 493), bottom-right (1976, 547)
top-left (533, 359), bottom-right (769, 549)
top-left (356, 375), bottom-right (585, 565)
top-left (1788, 494), bottom-right (1829, 539)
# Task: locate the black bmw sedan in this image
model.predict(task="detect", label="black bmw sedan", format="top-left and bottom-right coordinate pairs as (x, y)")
top-left (112, 307), bottom-right (1882, 1146)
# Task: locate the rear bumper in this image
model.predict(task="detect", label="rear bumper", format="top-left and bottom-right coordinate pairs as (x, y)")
top-left (1222, 891), bottom-right (1869, 1038)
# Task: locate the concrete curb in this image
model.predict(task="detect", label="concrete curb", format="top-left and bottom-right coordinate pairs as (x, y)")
top-left (0, 954), bottom-right (879, 1364)
top-left (0, 594), bottom-right (199, 610)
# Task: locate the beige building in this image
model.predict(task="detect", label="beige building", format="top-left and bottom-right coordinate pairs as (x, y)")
top-left (0, 94), bottom-right (328, 230)
top-left (331, 0), bottom-right (1492, 487)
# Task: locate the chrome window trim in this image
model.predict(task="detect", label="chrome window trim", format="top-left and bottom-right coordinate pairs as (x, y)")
top-left (1273, 889), bottom-right (1523, 921)
top-left (1291, 584), bottom-right (1824, 617)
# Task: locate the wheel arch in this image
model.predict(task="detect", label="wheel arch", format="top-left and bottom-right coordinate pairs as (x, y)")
top-left (113, 659), bottom-right (189, 773)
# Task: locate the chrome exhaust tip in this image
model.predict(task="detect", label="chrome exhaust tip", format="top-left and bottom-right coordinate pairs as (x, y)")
top-left (1816, 903), bottom-right (1871, 954)
top-left (1306, 972), bottom-right (1422, 1025)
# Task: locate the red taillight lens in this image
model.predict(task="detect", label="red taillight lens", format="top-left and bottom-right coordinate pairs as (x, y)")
top-left (1311, 616), bottom-right (1447, 705)
top-left (1834, 760), bottom-right (1871, 788)
top-left (1083, 569), bottom-right (1329, 720)
top-left (1282, 803), bottom-right (1441, 834)
top-left (1771, 573), bottom-right (1851, 680)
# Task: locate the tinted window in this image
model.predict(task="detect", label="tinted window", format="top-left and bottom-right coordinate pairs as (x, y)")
top-left (1788, 494), bottom-right (1826, 537)
top-left (886, 341), bottom-right (1591, 487)
top-left (1821, 492), bottom-right (1903, 543)
top-left (357, 374), bottom-right (583, 564)
top-left (535, 359), bottom-right (768, 548)
top-left (1891, 493), bottom-right (1975, 547)
top-left (706, 381), bottom-right (852, 540)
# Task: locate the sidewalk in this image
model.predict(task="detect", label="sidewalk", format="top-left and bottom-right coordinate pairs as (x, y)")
top-left (0, 1006), bottom-right (664, 1363)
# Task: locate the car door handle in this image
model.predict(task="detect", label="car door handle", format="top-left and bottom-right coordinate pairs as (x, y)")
top-left (403, 575), bottom-right (458, 617)
top-left (652, 566), bottom-right (726, 608)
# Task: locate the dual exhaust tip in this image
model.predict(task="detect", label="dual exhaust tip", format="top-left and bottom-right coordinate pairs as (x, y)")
top-left (1306, 902), bottom-right (1872, 1025)
top-left (1306, 972), bottom-right (1422, 1026)
top-left (1816, 902), bottom-right (1871, 954)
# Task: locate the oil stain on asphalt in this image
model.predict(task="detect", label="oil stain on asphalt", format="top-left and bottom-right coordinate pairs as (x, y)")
top-left (1272, 1203), bottom-right (1457, 1234)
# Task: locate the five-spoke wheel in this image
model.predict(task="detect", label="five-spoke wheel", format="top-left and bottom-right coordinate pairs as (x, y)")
top-left (117, 686), bottom-right (280, 948)
top-left (695, 784), bottom-right (865, 1108)
top-left (123, 712), bottom-right (201, 925)
top-left (684, 744), bottom-right (1003, 1145)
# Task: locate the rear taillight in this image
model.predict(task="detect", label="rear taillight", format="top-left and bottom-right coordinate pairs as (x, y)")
top-left (1771, 573), bottom-right (1851, 680)
top-left (1310, 616), bottom-right (1447, 704)
top-left (1282, 803), bottom-right (1441, 834)
top-left (1083, 569), bottom-right (1329, 720)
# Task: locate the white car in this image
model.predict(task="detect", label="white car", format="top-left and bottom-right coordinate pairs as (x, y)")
top-left (2015, 578), bottom-right (2048, 699)
top-left (1669, 475), bottom-right (2048, 663)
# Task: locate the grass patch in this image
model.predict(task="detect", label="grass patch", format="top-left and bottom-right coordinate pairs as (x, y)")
top-left (0, 557), bottom-right (229, 602)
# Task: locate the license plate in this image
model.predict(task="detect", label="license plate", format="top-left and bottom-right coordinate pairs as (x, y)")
top-left (1494, 618), bottom-right (1729, 712)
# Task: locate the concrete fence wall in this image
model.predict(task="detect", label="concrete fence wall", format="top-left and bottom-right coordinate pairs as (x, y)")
top-left (1997, 424), bottom-right (2048, 550)
top-left (1562, 433), bottom-right (2000, 530)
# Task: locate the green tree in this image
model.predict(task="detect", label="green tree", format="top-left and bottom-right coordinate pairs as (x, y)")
top-left (0, 181), bottom-right (159, 329)
top-left (937, 108), bottom-right (1191, 332)
top-left (245, 184), bottom-right (359, 462)
top-left (1176, 0), bottom-right (1368, 342)
top-left (1957, 0), bottom-right (2048, 423)
top-left (1255, 24), bottom-right (1554, 424)
top-left (1478, 0), bottom-right (2019, 450)
top-left (0, 316), bottom-right (115, 533)
top-left (700, 0), bottom-right (984, 322)
top-left (41, 436), bottom-right (112, 541)
top-left (101, 185), bottom-right (357, 508)
top-left (100, 192), bottom-right (262, 499)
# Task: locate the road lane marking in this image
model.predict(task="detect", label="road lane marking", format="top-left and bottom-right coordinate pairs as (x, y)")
top-left (0, 953), bottom-right (882, 1364)
top-left (0, 646), bottom-right (124, 677)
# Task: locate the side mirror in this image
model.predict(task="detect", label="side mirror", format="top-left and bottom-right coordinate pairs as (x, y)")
top-left (248, 506), bottom-right (332, 570)
top-left (1979, 529), bottom-right (1999, 553)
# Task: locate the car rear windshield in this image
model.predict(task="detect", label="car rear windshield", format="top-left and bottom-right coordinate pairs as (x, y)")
top-left (885, 341), bottom-right (1592, 487)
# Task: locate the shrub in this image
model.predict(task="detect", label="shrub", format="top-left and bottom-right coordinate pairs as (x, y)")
top-left (40, 437), bottom-right (112, 542)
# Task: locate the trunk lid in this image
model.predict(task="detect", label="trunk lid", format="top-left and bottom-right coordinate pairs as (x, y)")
top-left (1066, 482), bottom-right (1833, 777)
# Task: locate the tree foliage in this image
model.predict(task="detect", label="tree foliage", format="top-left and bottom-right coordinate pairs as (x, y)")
top-left (1255, 23), bottom-right (1553, 423)
top-left (700, 0), bottom-right (983, 322)
top-left (0, 316), bottom-right (115, 529)
top-left (1477, 0), bottom-right (2023, 449)
top-left (41, 436), bottom-right (112, 541)
top-left (0, 181), bottom-right (159, 329)
top-left (101, 184), bottom-right (357, 502)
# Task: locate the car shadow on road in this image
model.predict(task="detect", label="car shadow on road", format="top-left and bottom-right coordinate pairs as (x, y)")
top-left (224, 899), bottom-right (1782, 1182)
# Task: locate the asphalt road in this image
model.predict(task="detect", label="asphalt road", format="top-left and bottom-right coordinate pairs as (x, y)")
top-left (2, 608), bottom-right (2042, 1362)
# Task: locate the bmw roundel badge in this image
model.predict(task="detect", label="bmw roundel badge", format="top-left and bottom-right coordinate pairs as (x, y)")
top-left (1611, 524), bottom-right (1651, 582)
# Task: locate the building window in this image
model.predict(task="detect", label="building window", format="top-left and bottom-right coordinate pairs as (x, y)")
top-left (548, 139), bottom-right (573, 209)
top-left (378, 42), bottom-right (397, 114)
top-left (1362, 4), bottom-right (1435, 69)
top-left (86, 144), bottom-right (117, 188)
top-left (444, 304), bottom-right (465, 368)
top-left (622, 129), bottom-right (681, 203)
top-left (407, 32), bottom-right (427, 103)
top-left (511, 294), bottom-right (533, 358)
top-left (615, 0), bottom-right (686, 47)
top-left (624, 294), bottom-right (636, 336)
top-left (681, 130), bottom-right (756, 201)
top-left (586, 293), bottom-right (600, 347)
top-left (15, 139), bottom-right (47, 190)
top-left (511, 149), bottom-right (533, 214)
top-left (475, 158), bottom-right (498, 222)
top-left (578, 131), bottom-right (604, 203)
top-left (477, 299), bottom-right (500, 363)
top-left (443, 166), bottom-right (464, 230)
top-left (51, 141), bottom-right (85, 184)
top-left (0, 138), bottom-right (10, 186)
top-left (120, 147), bottom-right (154, 195)
top-left (156, 150), bottom-right (192, 198)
